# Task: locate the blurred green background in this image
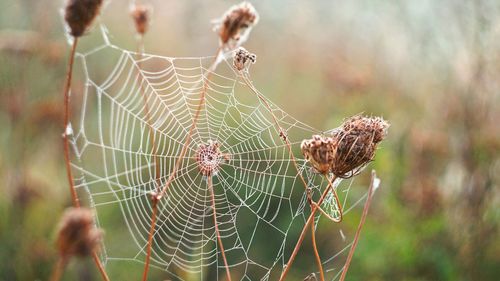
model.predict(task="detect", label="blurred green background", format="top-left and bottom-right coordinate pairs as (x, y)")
top-left (0, 0), bottom-right (499, 280)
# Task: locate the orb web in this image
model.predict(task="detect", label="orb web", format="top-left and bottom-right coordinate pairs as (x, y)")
top-left (67, 26), bottom-right (374, 280)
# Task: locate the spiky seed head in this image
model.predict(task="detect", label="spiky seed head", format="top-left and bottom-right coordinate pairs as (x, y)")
top-left (56, 207), bottom-right (103, 258)
top-left (64, 0), bottom-right (103, 37)
top-left (330, 115), bottom-right (389, 178)
top-left (233, 47), bottom-right (256, 71)
top-left (130, 4), bottom-right (151, 35)
top-left (214, 2), bottom-right (259, 48)
top-left (301, 116), bottom-right (389, 177)
top-left (301, 135), bottom-right (336, 174)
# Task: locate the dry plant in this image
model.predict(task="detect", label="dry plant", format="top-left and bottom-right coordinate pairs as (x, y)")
top-left (57, 1), bottom-right (389, 280)
top-left (127, 3), bottom-right (162, 280)
top-left (50, 208), bottom-right (104, 281)
top-left (232, 48), bottom-right (389, 281)
top-left (59, 0), bottom-right (109, 280)
top-left (282, 116), bottom-right (388, 281)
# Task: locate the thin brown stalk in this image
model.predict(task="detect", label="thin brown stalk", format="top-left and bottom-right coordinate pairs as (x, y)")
top-left (240, 74), bottom-right (340, 279)
top-left (50, 256), bottom-right (67, 281)
top-left (62, 38), bottom-right (110, 281)
top-left (141, 47), bottom-right (223, 280)
top-left (135, 34), bottom-right (162, 281)
top-left (311, 187), bottom-right (343, 223)
top-left (141, 196), bottom-right (159, 281)
top-left (241, 73), bottom-right (344, 217)
top-left (339, 170), bottom-right (377, 281)
top-left (63, 38), bottom-right (80, 208)
top-left (92, 251), bottom-right (110, 281)
top-left (158, 46), bottom-right (222, 198)
top-left (279, 175), bottom-right (337, 281)
top-left (208, 176), bottom-right (232, 281)
top-left (311, 222), bottom-right (325, 281)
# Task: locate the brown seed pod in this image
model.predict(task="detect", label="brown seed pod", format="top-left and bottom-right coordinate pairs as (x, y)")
top-left (64, 0), bottom-right (103, 37)
top-left (130, 4), bottom-right (151, 35)
top-left (301, 135), bottom-right (336, 175)
top-left (330, 115), bottom-right (389, 178)
top-left (214, 2), bottom-right (259, 48)
top-left (233, 47), bottom-right (256, 71)
top-left (56, 208), bottom-right (103, 258)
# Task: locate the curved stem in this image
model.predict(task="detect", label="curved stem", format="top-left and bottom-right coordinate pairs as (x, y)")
top-left (50, 256), bottom-right (67, 281)
top-left (92, 252), bottom-right (110, 281)
top-left (142, 196), bottom-right (159, 281)
top-left (62, 37), bottom-right (110, 281)
top-left (63, 38), bottom-right (80, 208)
top-left (141, 47), bottom-right (223, 280)
top-left (311, 222), bottom-right (325, 281)
top-left (311, 182), bottom-right (343, 223)
top-left (339, 170), bottom-right (377, 281)
top-left (279, 175), bottom-right (337, 281)
top-left (158, 47), bottom-right (222, 198)
top-left (208, 177), bottom-right (232, 281)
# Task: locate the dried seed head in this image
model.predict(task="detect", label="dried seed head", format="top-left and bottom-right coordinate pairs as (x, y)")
top-left (301, 135), bottom-right (336, 174)
top-left (330, 115), bottom-right (389, 178)
top-left (233, 47), bottom-right (256, 71)
top-left (56, 208), bottom-right (103, 258)
top-left (64, 0), bottom-right (103, 37)
top-left (130, 4), bottom-right (151, 35)
top-left (214, 2), bottom-right (259, 48)
top-left (301, 116), bottom-right (389, 177)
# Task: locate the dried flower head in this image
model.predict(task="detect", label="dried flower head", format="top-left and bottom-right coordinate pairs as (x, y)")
top-left (301, 135), bottom-right (336, 174)
top-left (64, 0), bottom-right (103, 37)
top-left (130, 4), bottom-right (151, 35)
top-left (56, 208), bottom-right (103, 258)
top-left (301, 116), bottom-right (389, 178)
top-left (233, 47), bottom-right (256, 71)
top-left (214, 2), bottom-right (259, 48)
top-left (330, 115), bottom-right (389, 178)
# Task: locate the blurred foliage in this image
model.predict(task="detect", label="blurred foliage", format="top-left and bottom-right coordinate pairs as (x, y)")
top-left (1, 0), bottom-right (499, 280)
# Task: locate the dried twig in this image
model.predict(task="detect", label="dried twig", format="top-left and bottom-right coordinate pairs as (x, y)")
top-left (339, 170), bottom-right (378, 281)
top-left (208, 176), bottom-right (232, 281)
top-left (279, 175), bottom-right (337, 281)
top-left (60, 1), bottom-right (109, 279)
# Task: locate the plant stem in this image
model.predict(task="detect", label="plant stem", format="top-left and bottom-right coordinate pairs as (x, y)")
top-left (50, 256), bottom-right (67, 281)
top-left (142, 195), bottom-right (159, 281)
top-left (208, 176), bottom-right (232, 281)
top-left (92, 251), bottom-right (110, 281)
top-left (279, 175), bottom-right (337, 281)
top-left (311, 186), bottom-right (343, 223)
top-left (62, 37), bottom-right (110, 281)
top-left (241, 74), bottom-right (343, 279)
top-left (311, 222), bottom-right (325, 281)
top-left (141, 47), bottom-right (222, 280)
top-left (158, 47), bottom-right (222, 198)
top-left (339, 170), bottom-right (377, 281)
top-left (63, 38), bottom-right (80, 208)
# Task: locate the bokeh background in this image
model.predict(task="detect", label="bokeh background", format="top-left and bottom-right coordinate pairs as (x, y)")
top-left (1, 0), bottom-right (499, 280)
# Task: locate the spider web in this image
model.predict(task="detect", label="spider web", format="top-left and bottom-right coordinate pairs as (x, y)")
top-left (68, 27), bottom-right (373, 281)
